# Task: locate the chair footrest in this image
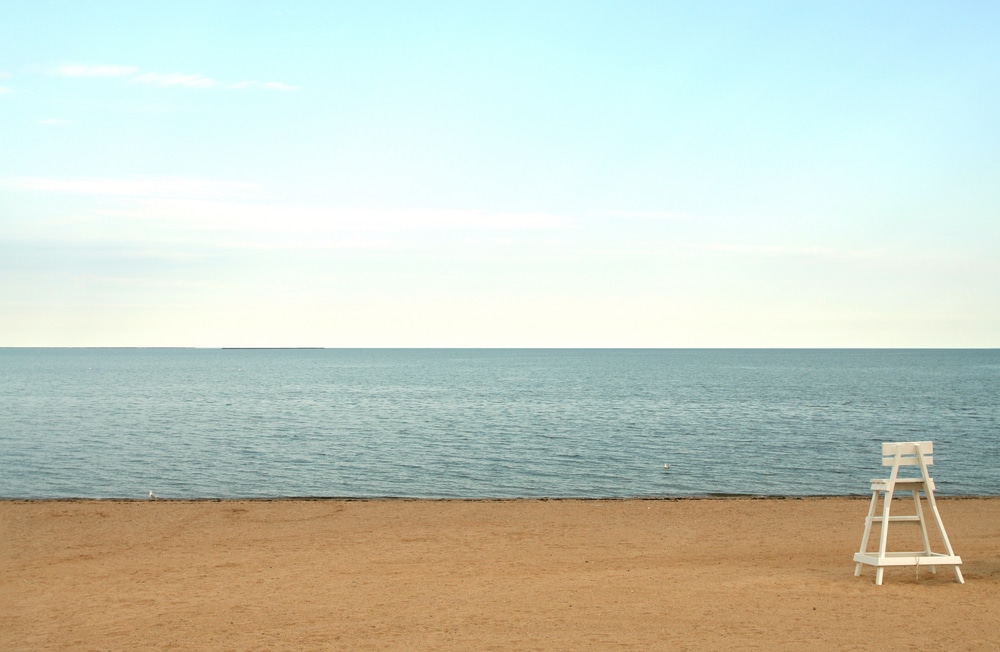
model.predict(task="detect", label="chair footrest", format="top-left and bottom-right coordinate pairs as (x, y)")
top-left (854, 552), bottom-right (962, 567)
top-left (870, 515), bottom-right (922, 522)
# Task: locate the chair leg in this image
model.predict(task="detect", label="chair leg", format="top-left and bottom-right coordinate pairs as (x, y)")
top-left (856, 490), bottom-right (879, 576)
top-left (922, 483), bottom-right (965, 584)
top-left (912, 489), bottom-right (934, 574)
top-left (876, 488), bottom-right (894, 576)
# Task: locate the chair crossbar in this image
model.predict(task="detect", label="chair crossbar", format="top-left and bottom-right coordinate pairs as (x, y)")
top-left (881, 455), bottom-right (934, 466)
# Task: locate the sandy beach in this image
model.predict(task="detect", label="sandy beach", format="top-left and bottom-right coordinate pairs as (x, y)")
top-left (2, 497), bottom-right (999, 650)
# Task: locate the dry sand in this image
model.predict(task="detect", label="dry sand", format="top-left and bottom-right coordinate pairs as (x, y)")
top-left (2, 497), bottom-right (999, 651)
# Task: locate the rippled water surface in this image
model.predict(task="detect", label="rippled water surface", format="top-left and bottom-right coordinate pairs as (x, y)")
top-left (1, 349), bottom-right (997, 498)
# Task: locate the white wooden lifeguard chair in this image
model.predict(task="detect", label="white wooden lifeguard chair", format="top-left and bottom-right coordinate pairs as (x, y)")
top-left (853, 441), bottom-right (963, 585)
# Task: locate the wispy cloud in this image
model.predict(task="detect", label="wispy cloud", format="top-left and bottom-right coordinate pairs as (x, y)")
top-left (38, 118), bottom-right (70, 125)
top-left (55, 63), bottom-right (138, 77)
top-left (0, 71), bottom-right (11, 78)
top-left (690, 242), bottom-right (881, 262)
top-left (0, 86), bottom-right (9, 94)
top-left (1, 176), bottom-right (258, 199)
top-left (132, 72), bottom-right (217, 88)
top-left (227, 80), bottom-right (299, 91)
top-left (44, 63), bottom-right (297, 91)
top-left (2, 176), bottom-right (570, 256)
top-left (102, 200), bottom-right (572, 240)
top-left (612, 210), bottom-right (696, 221)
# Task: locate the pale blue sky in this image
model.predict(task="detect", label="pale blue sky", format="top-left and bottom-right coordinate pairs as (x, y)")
top-left (1, 1), bottom-right (998, 346)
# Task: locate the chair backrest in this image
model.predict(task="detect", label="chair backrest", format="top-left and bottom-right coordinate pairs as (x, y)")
top-left (881, 441), bottom-right (933, 467)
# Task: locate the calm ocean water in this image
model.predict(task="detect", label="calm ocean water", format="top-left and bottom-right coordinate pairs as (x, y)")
top-left (1, 349), bottom-right (997, 499)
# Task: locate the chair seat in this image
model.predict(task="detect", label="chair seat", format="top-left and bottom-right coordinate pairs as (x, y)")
top-left (869, 477), bottom-right (935, 491)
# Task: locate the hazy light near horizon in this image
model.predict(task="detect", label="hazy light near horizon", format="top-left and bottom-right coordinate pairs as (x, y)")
top-left (1, 2), bottom-right (998, 347)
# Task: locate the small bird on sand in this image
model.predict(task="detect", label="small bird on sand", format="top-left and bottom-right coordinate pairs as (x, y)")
top-left (148, 490), bottom-right (158, 500)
